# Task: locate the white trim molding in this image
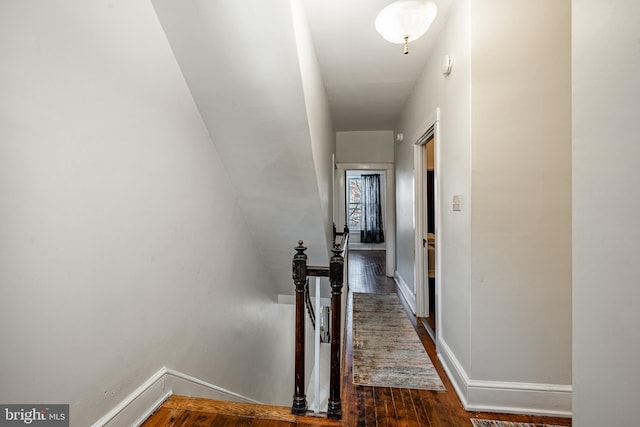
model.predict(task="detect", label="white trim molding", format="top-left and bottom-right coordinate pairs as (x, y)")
top-left (437, 338), bottom-right (572, 418)
top-left (412, 108), bottom-right (441, 319)
top-left (91, 367), bottom-right (260, 427)
top-left (394, 270), bottom-right (416, 314)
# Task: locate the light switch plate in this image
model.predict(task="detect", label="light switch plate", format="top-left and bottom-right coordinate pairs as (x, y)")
top-left (453, 195), bottom-right (462, 211)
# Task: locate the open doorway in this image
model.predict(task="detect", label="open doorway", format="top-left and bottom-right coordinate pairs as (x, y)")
top-left (335, 163), bottom-right (395, 277)
top-left (423, 137), bottom-right (436, 334)
top-left (412, 113), bottom-right (439, 341)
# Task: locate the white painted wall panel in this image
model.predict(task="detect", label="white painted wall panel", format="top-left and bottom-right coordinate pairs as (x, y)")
top-left (573, 1), bottom-right (640, 425)
top-left (469, 0), bottom-right (572, 385)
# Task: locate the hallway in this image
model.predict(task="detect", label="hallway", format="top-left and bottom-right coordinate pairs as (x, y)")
top-left (342, 250), bottom-right (572, 427)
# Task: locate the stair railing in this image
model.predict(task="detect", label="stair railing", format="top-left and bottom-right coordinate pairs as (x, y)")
top-left (292, 225), bottom-right (349, 419)
top-left (303, 279), bottom-right (315, 330)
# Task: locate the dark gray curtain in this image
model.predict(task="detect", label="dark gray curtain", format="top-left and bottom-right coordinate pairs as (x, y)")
top-left (360, 174), bottom-right (384, 243)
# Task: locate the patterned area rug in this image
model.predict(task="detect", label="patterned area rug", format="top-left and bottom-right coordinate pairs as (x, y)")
top-left (471, 420), bottom-right (566, 427)
top-left (352, 292), bottom-right (445, 390)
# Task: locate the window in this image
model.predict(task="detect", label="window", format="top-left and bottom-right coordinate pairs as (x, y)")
top-left (347, 176), bottom-right (362, 229)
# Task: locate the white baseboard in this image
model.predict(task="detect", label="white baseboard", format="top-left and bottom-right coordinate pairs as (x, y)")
top-left (465, 380), bottom-right (572, 418)
top-left (420, 318), bottom-right (436, 344)
top-left (437, 338), bottom-right (572, 418)
top-left (91, 367), bottom-right (260, 427)
top-left (394, 270), bottom-right (416, 314)
top-left (437, 337), bottom-right (469, 405)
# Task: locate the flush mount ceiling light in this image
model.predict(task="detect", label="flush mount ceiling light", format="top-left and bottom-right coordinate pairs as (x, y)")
top-left (375, 0), bottom-right (438, 54)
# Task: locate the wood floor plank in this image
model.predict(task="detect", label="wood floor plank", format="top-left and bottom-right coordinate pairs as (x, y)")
top-left (172, 410), bottom-right (218, 427)
top-left (374, 387), bottom-right (399, 427)
top-left (294, 415), bottom-right (340, 427)
top-left (391, 388), bottom-right (419, 427)
top-left (408, 389), bottom-right (431, 427)
top-left (419, 390), bottom-right (468, 427)
top-left (348, 385), bottom-right (365, 427)
top-left (164, 396), bottom-right (296, 423)
top-left (258, 420), bottom-right (295, 427)
top-left (364, 387), bottom-right (377, 427)
top-left (143, 407), bottom-right (185, 427)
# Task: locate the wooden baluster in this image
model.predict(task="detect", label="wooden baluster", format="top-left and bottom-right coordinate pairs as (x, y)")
top-left (292, 241), bottom-right (308, 415)
top-left (327, 244), bottom-right (344, 419)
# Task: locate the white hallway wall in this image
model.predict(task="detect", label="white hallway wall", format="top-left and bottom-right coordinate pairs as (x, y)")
top-left (572, 0), bottom-right (640, 425)
top-left (0, 1), bottom-right (295, 425)
top-left (469, 0), bottom-right (572, 387)
top-left (395, 0), bottom-right (571, 414)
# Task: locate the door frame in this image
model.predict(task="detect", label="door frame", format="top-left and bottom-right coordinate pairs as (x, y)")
top-left (414, 109), bottom-right (441, 328)
top-left (335, 162), bottom-right (395, 277)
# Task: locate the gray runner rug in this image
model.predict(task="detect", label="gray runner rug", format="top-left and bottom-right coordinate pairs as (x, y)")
top-left (352, 292), bottom-right (445, 390)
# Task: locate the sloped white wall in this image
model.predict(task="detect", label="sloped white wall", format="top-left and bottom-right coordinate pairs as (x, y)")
top-left (291, 0), bottom-right (336, 252)
top-left (0, 1), bottom-right (294, 425)
top-left (151, 0), bottom-right (330, 296)
top-left (573, 1), bottom-right (640, 425)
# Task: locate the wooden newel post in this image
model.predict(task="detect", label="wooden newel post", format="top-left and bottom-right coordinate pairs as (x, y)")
top-left (327, 244), bottom-right (344, 419)
top-left (292, 240), bottom-right (308, 415)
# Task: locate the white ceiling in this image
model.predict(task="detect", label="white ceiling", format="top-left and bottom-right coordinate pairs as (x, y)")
top-left (301, 0), bottom-right (452, 131)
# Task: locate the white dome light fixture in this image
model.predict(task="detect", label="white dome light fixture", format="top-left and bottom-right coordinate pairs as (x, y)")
top-left (375, 0), bottom-right (438, 54)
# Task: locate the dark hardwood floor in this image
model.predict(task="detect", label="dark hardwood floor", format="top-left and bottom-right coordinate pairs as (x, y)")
top-left (348, 250), bottom-right (397, 294)
top-left (143, 396), bottom-right (339, 427)
top-left (144, 249), bottom-right (572, 426)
